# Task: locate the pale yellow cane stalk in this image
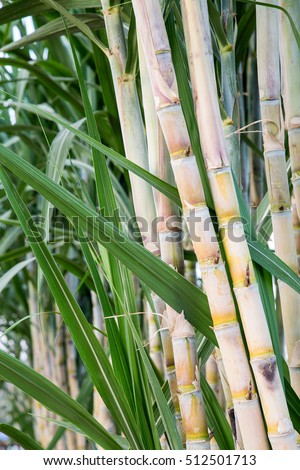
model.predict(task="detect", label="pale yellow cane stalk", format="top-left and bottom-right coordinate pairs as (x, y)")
top-left (133, 0), bottom-right (269, 450)
top-left (292, 197), bottom-right (300, 273)
top-left (280, 0), bottom-right (300, 219)
top-left (181, 0), bottom-right (296, 449)
top-left (168, 312), bottom-right (210, 449)
top-left (256, 0), bottom-right (300, 402)
top-left (214, 348), bottom-right (243, 449)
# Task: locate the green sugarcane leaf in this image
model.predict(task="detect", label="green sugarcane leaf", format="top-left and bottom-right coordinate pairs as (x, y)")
top-left (40, 0), bottom-right (108, 54)
top-left (54, 255), bottom-right (95, 291)
top-left (249, 241), bottom-right (300, 295)
top-left (0, 0), bottom-right (102, 25)
top-left (241, 133), bottom-right (264, 160)
top-left (0, 143), bottom-right (214, 343)
top-left (0, 424), bottom-right (44, 450)
top-left (285, 378), bottom-right (300, 433)
top-left (0, 258), bottom-right (35, 293)
top-left (0, 350), bottom-right (121, 450)
top-left (0, 246), bottom-right (31, 264)
top-left (0, 58), bottom-right (82, 113)
top-left (0, 15), bottom-right (104, 52)
top-left (207, 0), bottom-right (230, 49)
top-left (0, 226), bottom-right (23, 255)
top-left (236, 4), bottom-right (255, 64)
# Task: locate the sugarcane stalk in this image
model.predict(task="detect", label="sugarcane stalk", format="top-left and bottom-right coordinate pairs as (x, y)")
top-left (206, 353), bottom-right (225, 411)
top-left (180, 0), bottom-right (296, 449)
top-left (292, 197), bottom-right (300, 273)
top-left (213, 348), bottom-right (243, 449)
top-left (280, 0), bottom-right (300, 219)
top-left (256, 0), bottom-right (300, 402)
top-left (133, 0), bottom-right (269, 450)
top-left (169, 312), bottom-right (210, 449)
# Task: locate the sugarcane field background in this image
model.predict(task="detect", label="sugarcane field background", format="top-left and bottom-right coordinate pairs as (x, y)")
top-left (0, 0), bottom-right (300, 452)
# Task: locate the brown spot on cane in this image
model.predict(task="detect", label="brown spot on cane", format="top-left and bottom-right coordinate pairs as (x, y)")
top-left (214, 249), bottom-right (220, 264)
top-left (208, 429), bottom-right (215, 441)
top-left (259, 357), bottom-right (276, 384)
top-left (246, 380), bottom-right (253, 400)
top-left (184, 146), bottom-right (191, 156)
top-left (279, 205), bottom-right (284, 211)
top-left (228, 408), bottom-right (237, 441)
top-left (245, 262), bottom-right (250, 287)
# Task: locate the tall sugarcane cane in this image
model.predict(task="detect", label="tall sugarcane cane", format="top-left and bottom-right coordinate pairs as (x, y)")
top-left (180, 0), bottom-right (296, 449)
top-left (132, 0), bottom-right (269, 450)
top-left (139, 40), bottom-right (202, 445)
top-left (280, 0), bottom-right (300, 220)
top-left (256, 0), bottom-right (300, 403)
